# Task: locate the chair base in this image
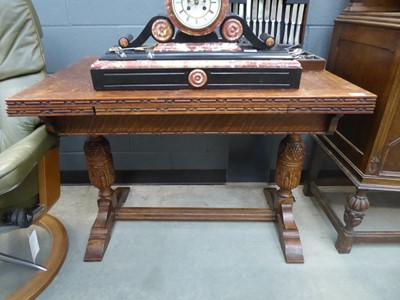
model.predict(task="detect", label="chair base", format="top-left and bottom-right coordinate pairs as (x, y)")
top-left (6, 214), bottom-right (68, 300)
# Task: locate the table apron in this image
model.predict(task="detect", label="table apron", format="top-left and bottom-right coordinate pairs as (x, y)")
top-left (42, 113), bottom-right (341, 135)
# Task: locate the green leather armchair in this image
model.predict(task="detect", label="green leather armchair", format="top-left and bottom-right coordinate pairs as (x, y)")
top-left (0, 0), bottom-right (60, 269)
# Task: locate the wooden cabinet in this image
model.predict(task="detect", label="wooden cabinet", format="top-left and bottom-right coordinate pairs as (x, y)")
top-left (305, 0), bottom-right (400, 252)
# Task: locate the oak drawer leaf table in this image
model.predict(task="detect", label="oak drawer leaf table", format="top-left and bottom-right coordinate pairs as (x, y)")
top-left (7, 57), bottom-right (376, 263)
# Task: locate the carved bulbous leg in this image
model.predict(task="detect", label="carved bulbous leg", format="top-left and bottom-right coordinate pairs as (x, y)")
top-left (336, 189), bottom-right (370, 253)
top-left (83, 135), bottom-right (129, 261)
top-left (275, 134), bottom-right (304, 203)
top-left (84, 135), bottom-right (116, 200)
top-left (344, 190), bottom-right (370, 232)
top-left (267, 134), bottom-right (305, 263)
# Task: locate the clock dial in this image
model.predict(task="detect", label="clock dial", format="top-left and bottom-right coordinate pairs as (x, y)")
top-left (172, 0), bottom-right (221, 30)
top-left (166, 0), bottom-right (229, 36)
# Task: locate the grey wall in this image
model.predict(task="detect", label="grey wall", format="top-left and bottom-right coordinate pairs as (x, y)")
top-left (31, 0), bottom-right (349, 182)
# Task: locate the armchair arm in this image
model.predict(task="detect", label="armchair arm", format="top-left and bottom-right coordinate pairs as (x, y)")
top-left (0, 125), bottom-right (58, 195)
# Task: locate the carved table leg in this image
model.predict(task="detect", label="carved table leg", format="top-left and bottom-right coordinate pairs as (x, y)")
top-left (83, 135), bottom-right (130, 261)
top-left (265, 134), bottom-right (304, 263)
top-left (336, 189), bottom-right (370, 253)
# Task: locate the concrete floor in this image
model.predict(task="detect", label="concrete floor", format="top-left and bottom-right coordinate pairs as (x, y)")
top-left (2, 184), bottom-right (400, 299)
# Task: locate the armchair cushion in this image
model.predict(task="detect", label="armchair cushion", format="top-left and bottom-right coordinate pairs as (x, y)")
top-left (0, 125), bottom-right (57, 195)
top-left (0, 73), bottom-right (45, 151)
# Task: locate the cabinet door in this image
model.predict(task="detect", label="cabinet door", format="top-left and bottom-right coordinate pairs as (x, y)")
top-left (327, 21), bottom-right (400, 174)
top-left (379, 67), bottom-right (400, 176)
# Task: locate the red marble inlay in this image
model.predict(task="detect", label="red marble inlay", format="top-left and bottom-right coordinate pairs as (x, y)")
top-left (91, 59), bottom-right (302, 70)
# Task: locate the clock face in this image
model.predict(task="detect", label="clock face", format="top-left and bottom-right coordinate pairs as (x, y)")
top-left (166, 0), bottom-right (229, 36)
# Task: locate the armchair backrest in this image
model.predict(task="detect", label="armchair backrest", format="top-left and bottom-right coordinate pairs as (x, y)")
top-left (0, 0), bottom-right (45, 81)
top-left (230, 0), bottom-right (309, 45)
top-left (0, 0), bottom-right (46, 152)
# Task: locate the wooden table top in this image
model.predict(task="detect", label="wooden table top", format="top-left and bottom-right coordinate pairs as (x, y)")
top-left (7, 56), bottom-right (376, 117)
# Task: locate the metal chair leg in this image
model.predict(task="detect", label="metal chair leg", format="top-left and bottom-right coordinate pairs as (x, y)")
top-left (0, 252), bottom-right (47, 271)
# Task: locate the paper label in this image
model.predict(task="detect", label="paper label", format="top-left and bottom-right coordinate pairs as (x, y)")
top-left (29, 229), bottom-right (40, 263)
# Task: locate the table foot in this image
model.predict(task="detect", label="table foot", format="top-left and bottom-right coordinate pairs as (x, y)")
top-left (84, 187), bottom-right (130, 262)
top-left (335, 231), bottom-right (354, 253)
top-left (265, 188), bottom-right (304, 263)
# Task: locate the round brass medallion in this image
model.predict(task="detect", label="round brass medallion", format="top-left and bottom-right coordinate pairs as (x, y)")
top-left (188, 69), bottom-right (208, 88)
top-left (221, 18), bottom-right (243, 42)
top-left (151, 18), bottom-right (174, 42)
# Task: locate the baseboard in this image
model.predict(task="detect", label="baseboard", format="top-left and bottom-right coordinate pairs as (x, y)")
top-left (61, 170), bottom-right (227, 184)
top-left (61, 169), bottom-right (351, 185)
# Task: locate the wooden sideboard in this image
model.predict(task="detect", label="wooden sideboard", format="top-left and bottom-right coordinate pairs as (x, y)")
top-left (304, 0), bottom-right (400, 252)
